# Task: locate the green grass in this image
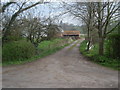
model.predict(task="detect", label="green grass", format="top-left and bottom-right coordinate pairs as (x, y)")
top-left (2, 38), bottom-right (71, 66)
top-left (80, 40), bottom-right (120, 71)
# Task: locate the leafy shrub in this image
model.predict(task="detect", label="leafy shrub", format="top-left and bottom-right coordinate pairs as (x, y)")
top-left (80, 40), bottom-right (120, 70)
top-left (106, 34), bottom-right (120, 58)
top-left (7, 35), bottom-right (22, 41)
top-left (79, 40), bottom-right (87, 52)
top-left (80, 40), bottom-right (98, 56)
top-left (2, 38), bottom-right (71, 66)
top-left (2, 40), bottom-right (35, 62)
top-left (0, 46), bottom-right (1, 63)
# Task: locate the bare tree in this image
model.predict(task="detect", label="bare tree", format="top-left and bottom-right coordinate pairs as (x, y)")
top-left (1, 0), bottom-right (44, 43)
top-left (63, 2), bottom-right (120, 55)
top-left (44, 17), bottom-right (62, 40)
top-left (94, 2), bottom-right (120, 55)
top-left (63, 2), bottom-right (96, 51)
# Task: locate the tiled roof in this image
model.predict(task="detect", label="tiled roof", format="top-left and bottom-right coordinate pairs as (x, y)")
top-left (63, 31), bottom-right (80, 35)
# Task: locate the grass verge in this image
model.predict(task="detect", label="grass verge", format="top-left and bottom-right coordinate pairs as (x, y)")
top-left (80, 40), bottom-right (120, 71)
top-left (2, 39), bottom-right (71, 66)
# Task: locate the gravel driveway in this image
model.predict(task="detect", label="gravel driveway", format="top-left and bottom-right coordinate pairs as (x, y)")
top-left (2, 40), bottom-right (118, 88)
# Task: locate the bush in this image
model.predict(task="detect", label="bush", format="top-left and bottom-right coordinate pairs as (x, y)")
top-left (80, 40), bottom-right (120, 70)
top-left (2, 38), bottom-right (71, 66)
top-left (106, 34), bottom-right (120, 58)
top-left (2, 40), bottom-right (35, 62)
top-left (79, 40), bottom-right (87, 52)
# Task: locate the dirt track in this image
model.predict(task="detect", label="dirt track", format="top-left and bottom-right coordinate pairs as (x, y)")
top-left (2, 40), bottom-right (118, 88)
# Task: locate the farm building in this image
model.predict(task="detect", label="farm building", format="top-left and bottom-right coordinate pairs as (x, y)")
top-left (62, 31), bottom-right (80, 39)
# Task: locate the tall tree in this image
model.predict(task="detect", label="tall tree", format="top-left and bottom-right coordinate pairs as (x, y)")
top-left (94, 2), bottom-right (120, 55)
top-left (1, 0), bottom-right (44, 43)
top-left (63, 2), bottom-right (96, 51)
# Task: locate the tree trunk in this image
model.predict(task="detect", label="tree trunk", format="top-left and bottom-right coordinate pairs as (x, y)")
top-left (99, 37), bottom-right (104, 55)
top-left (86, 40), bottom-right (90, 51)
top-left (86, 26), bottom-right (91, 51)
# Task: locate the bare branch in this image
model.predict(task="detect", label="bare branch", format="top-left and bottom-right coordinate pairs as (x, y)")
top-left (106, 21), bottom-right (120, 35)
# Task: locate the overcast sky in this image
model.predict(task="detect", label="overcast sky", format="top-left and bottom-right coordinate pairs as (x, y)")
top-left (1, 1), bottom-right (82, 26)
top-left (1, 0), bottom-right (118, 26)
top-left (30, 2), bottom-right (82, 26)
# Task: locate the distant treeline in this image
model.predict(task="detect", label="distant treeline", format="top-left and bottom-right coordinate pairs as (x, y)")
top-left (60, 23), bottom-right (87, 34)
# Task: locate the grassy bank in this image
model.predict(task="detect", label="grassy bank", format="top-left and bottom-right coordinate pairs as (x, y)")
top-left (80, 40), bottom-right (120, 70)
top-left (2, 38), bottom-right (72, 66)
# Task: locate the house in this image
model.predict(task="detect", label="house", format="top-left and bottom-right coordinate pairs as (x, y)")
top-left (62, 31), bottom-right (80, 39)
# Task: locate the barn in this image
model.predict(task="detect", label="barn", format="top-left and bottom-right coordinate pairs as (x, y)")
top-left (62, 31), bottom-right (80, 39)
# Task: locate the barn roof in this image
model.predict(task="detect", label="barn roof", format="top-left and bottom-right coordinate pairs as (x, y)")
top-left (63, 31), bottom-right (80, 35)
